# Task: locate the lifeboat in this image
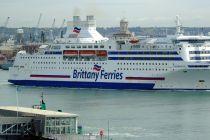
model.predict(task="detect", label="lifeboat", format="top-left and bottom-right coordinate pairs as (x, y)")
top-left (96, 50), bottom-right (107, 57)
top-left (79, 50), bottom-right (96, 56)
top-left (0, 54), bottom-right (6, 60)
top-left (63, 50), bottom-right (78, 56)
top-left (129, 38), bottom-right (139, 44)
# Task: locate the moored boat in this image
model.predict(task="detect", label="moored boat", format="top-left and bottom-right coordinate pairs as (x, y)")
top-left (1, 59), bottom-right (14, 70)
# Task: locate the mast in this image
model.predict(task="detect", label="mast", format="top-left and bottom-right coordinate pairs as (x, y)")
top-left (175, 15), bottom-right (182, 36)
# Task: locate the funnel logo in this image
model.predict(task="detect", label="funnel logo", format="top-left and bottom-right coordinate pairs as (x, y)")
top-left (73, 27), bottom-right (81, 33)
top-left (72, 65), bottom-right (123, 82)
top-left (93, 64), bottom-right (101, 71)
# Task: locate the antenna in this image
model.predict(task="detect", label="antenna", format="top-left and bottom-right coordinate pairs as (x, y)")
top-left (40, 92), bottom-right (46, 110)
top-left (16, 86), bottom-right (20, 117)
top-left (41, 92), bottom-right (44, 102)
top-left (4, 17), bottom-right (10, 28)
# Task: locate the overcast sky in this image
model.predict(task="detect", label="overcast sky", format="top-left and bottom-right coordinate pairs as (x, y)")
top-left (1, 0), bottom-right (210, 27)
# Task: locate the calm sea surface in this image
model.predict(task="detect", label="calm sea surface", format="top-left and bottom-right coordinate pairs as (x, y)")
top-left (1, 70), bottom-right (210, 140)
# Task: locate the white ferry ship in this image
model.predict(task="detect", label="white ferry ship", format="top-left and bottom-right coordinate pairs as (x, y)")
top-left (8, 15), bottom-right (210, 90)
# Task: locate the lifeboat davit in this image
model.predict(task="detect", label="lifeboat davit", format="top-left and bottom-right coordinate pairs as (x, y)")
top-left (63, 50), bottom-right (78, 56)
top-left (129, 39), bottom-right (139, 44)
top-left (96, 50), bottom-right (107, 57)
top-left (79, 50), bottom-right (96, 56)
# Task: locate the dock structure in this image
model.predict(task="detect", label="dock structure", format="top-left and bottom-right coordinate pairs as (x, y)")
top-left (0, 106), bottom-right (78, 140)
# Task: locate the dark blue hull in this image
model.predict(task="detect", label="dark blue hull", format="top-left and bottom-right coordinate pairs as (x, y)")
top-left (8, 80), bottom-right (155, 90)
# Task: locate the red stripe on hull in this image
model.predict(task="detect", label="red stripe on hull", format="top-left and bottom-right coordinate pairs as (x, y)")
top-left (126, 77), bottom-right (165, 81)
top-left (30, 75), bottom-right (70, 78)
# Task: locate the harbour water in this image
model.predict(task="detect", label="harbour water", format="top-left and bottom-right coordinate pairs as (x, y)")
top-left (1, 70), bottom-right (210, 140)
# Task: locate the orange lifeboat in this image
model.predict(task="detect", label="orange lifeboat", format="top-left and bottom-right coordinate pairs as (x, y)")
top-left (96, 50), bottom-right (107, 57)
top-left (79, 50), bottom-right (96, 56)
top-left (129, 38), bottom-right (139, 44)
top-left (0, 54), bottom-right (6, 60)
top-left (63, 50), bottom-right (78, 56)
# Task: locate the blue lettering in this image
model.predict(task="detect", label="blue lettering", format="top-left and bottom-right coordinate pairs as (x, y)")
top-left (116, 73), bottom-right (120, 79)
top-left (100, 70), bottom-right (108, 79)
top-left (72, 69), bottom-right (123, 81)
top-left (119, 73), bottom-right (123, 80)
top-left (73, 70), bottom-right (78, 78)
top-left (95, 72), bottom-right (99, 82)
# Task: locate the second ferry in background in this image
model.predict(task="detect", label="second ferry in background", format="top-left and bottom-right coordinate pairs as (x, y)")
top-left (8, 15), bottom-right (210, 90)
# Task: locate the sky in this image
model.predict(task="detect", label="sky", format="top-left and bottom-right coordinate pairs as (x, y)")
top-left (1, 0), bottom-right (210, 27)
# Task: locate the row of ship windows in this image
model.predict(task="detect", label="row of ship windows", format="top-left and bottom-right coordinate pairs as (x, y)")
top-left (62, 62), bottom-right (107, 65)
top-left (182, 45), bottom-right (209, 48)
top-left (29, 67), bottom-right (170, 71)
top-left (117, 68), bottom-right (170, 71)
top-left (21, 57), bottom-right (57, 59)
top-left (109, 57), bottom-right (182, 61)
top-left (31, 61), bottom-right (168, 66)
top-left (139, 45), bottom-right (173, 49)
top-left (109, 51), bottom-right (178, 55)
top-left (31, 61), bottom-right (169, 66)
top-left (190, 57), bottom-right (210, 60)
top-left (33, 62), bottom-right (56, 64)
top-left (32, 62), bottom-right (108, 65)
top-left (117, 62), bottom-right (168, 66)
top-left (189, 51), bottom-right (210, 54)
top-left (65, 45), bottom-right (105, 49)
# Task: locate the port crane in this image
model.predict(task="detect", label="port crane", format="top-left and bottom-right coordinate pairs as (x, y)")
top-left (51, 18), bottom-right (56, 29)
top-left (34, 13), bottom-right (42, 42)
top-left (49, 18), bottom-right (56, 42)
top-left (0, 17), bottom-right (10, 41)
top-left (60, 19), bottom-right (66, 38)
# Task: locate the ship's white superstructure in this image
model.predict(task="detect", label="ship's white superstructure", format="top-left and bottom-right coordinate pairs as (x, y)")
top-left (8, 15), bottom-right (210, 90)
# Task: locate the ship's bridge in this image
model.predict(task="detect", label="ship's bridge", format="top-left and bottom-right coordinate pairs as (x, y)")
top-left (55, 15), bottom-right (108, 44)
top-left (174, 35), bottom-right (210, 62)
top-left (174, 35), bottom-right (210, 44)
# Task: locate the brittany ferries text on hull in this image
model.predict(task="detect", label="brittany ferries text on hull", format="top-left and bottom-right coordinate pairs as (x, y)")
top-left (8, 15), bottom-right (210, 90)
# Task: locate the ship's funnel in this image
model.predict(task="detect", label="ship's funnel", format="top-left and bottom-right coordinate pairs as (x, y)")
top-left (87, 15), bottom-right (94, 21)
